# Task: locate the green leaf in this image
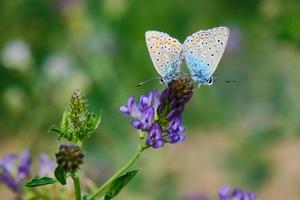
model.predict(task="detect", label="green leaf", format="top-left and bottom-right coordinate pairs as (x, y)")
top-left (48, 125), bottom-right (67, 141)
top-left (48, 125), bottom-right (63, 134)
top-left (91, 112), bottom-right (102, 130)
top-left (60, 108), bottom-right (69, 132)
top-left (25, 177), bottom-right (57, 187)
top-left (104, 170), bottom-right (138, 200)
top-left (82, 112), bottom-right (102, 139)
top-left (89, 113), bottom-right (101, 130)
top-left (54, 166), bottom-right (67, 185)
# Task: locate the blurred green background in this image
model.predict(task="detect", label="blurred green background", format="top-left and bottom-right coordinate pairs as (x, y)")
top-left (1, 0), bottom-right (300, 199)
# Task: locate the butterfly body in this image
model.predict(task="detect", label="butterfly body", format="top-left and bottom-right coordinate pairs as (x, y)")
top-left (145, 27), bottom-right (229, 85)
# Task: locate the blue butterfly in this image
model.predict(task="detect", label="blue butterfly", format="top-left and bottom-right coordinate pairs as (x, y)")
top-left (145, 27), bottom-right (230, 85)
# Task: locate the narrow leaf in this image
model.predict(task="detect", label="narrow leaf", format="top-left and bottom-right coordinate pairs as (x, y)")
top-left (48, 125), bottom-right (62, 134)
top-left (25, 177), bottom-right (57, 187)
top-left (60, 108), bottom-right (69, 132)
top-left (54, 166), bottom-right (67, 185)
top-left (92, 112), bottom-right (102, 130)
top-left (89, 113), bottom-right (101, 131)
top-left (104, 170), bottom-right (139, 200)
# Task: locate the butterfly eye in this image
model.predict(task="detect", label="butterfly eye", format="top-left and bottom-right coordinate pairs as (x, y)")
top-left (208, 77), bottom-right (213, 85)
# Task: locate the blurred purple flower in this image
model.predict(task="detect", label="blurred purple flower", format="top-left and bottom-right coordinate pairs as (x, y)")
top-left (39, 153), bottom-right (55, 177)
top-left (0, 150), bottom-right (32, 192)
top-left (226, 25), bottom-right (242, 53)
top-left (219, 186), bottom-right (256, 200)
top-left (121, 78), bottom-right (194, 149)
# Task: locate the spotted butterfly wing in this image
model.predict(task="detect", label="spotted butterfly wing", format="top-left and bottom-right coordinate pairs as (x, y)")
top-left (183, 27), bottom-right (229, 85)
top-left (145, 31), bottom-right (183, 83)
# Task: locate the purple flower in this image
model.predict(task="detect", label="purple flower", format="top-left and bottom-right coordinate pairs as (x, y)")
top-left (18, 151), bottom-right (31, 180)
top-left (219, 186), bottom-right (256, 200)
top-left (132, 107), bottom-right (154, 130)
top-left (120, 91), bottom-right (160, 131)
top-left (157, 78), bottom-right (193, 123)
top-left (156, 78), bottom-right (193, 146)
top-left (121, 78), bottom-right (194, 149)
top-left (146, 122), bottom-right (164, 148)
top-left (166, 116), bottom-right (186, 144)
top-left (39, 153), bottom-right (55, 177)
top-left (0, 150), bottom-right (32, 192)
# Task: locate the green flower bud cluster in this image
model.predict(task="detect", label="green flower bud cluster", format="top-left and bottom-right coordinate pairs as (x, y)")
top-left (50, 89), bottom-right (101, 145)
top-left (67, 90), bottom-right (88, 137)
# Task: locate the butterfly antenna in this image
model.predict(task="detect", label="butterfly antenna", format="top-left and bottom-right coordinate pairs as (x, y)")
top-left (225, 80), bottom-right (238, 84)
top-left (214, 76), bottom-right (238, 85)
top-left (136, 77), bottom-right (161, 87)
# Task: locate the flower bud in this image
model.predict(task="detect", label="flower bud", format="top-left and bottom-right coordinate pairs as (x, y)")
top-left (68, 89), bottom-right (88, 132)
top-left (55, 144), bottom-right (84, 172)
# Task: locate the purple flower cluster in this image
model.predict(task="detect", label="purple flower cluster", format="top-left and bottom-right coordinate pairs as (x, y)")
top-left (182, 186), bottom-right (256, 200)
top-left (120, 78), bottom-right (194, 148)
top-left (0, 150), bottom-right (31, 192)
top-left (0, 151), bottom-right (55, 192)
top-left (219, 186), bottom-right (256, 200)
top-left (120, 90), bottom-right (160, 132)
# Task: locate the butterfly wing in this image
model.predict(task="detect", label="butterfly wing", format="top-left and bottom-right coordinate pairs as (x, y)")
top-left (145, 31), bottom-right (183, 83)
top-left (183, 26), bottom-right (229, 84)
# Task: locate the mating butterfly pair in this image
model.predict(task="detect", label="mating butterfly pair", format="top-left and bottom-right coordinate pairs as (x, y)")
top-left (145, 26), bottom-right (230, 85)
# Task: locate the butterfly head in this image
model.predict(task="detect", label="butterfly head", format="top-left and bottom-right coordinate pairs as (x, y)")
top-left (206, 76), bottom-right (214, 86)
top-left (191, 72), bottom-right (214, 86)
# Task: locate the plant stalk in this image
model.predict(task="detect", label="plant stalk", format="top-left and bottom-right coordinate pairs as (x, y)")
top-left (71, 172), bottom-right (81, 200)
top-left (88, 147), bottom-right (143, 200)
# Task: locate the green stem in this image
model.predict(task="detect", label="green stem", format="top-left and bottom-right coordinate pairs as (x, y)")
top-left (71, 172), bottom-right (81, 200)
top-left (88, 147), bottom-right (143, 200)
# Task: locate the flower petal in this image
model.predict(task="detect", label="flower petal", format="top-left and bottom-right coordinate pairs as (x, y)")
top-left (139, 91), bottom-right (153, 110)
top-left (219, 186), bottom-right (231, 200)
top-left (17, 150), bottom-right (32, 181)
top-left (131, 119), bottom-right (143, 129)
top-left (152, 90), bottom-right (161, 110)
top-left (120, 106), bottom-right (130, 115)
top-left (128, 96), bottom-right (141, 118)
top-left (0, 154), bottom-right (17, 174)
top-left (0, 169), bottom-right (20, 192)
top-left (146, 122), bottom-right (164, 148)
top-left (39, 153), bottom-right (55, 177)
top-left (140, 107), bottom-right (154, 130)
